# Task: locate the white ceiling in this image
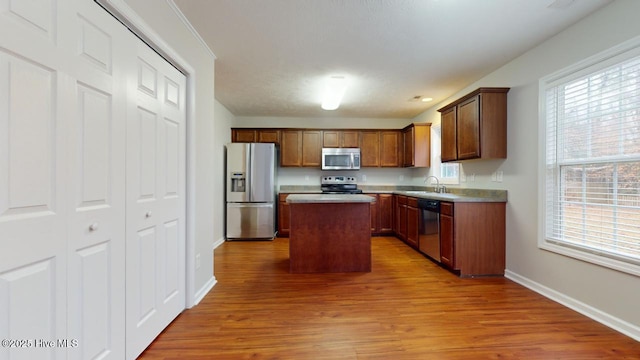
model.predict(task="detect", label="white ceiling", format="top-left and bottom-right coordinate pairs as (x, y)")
top-left (172, 0), bottom-right (612, 119)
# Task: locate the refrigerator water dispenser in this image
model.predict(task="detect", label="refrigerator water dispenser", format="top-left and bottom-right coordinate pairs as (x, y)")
top-left (230, 172), bottom-right (246, 192)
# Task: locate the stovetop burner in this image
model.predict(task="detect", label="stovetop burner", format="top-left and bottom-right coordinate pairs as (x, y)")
top-left (321, 175), bottom-right (361, 194)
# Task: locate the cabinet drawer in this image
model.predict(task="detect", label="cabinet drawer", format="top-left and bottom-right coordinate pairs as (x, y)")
top-left (397, 195), bottom-right (408, 205)
top-left (407, 197), bottom-right (418, 207)
top-left (441, 202), bottom-right (454, 216)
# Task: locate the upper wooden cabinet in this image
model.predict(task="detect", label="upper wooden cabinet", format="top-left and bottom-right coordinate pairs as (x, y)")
top-left (380, 131), bottom-right (401, 167)
top-left (360, 131), bottom-right (381, 167)
top-left (402, 123), bottom-right (431, 167)
top-left (231, 126), bottom-right (430, 168)
top-left (302, 130), bottom-right (322, 167)
top-left (231, 128), bottom-right (281, 144)
top-left (438, 87), bottom-right (509, 162)
top-left (323, 130), bottom-right (359, 148)
top-left (280, 130), bottom-right (302, 166)
top-left (277, 130), bottom-right (322, 167)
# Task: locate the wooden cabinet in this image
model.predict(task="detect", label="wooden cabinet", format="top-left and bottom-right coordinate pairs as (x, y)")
top-left (360, 131), bottom-right (380, 167)
top-left (231, 129), bottom-right (257, 142)
top-left (280, 130), bottom-right (302, 167)
top-left (323, 130), bottom-right (359, 148)
top-left (405, 197), bottom-right (419, 248)
top-left (378, 194), bottom-right (394, 234)
top-left (367, 194), bottom-right (378, 233)
top-left (380, 131), bottom-right (401, 167)
top-left (231, 128), bottom-right (281, 144)
top-left (439, 202), bottom-right (455, 267)
top-left (302, 130), bottom-right (322, 166)
top-left (278, 193), bottom-right (291, 237)
top-left (438, 87), bottom-right (509, 162)
top-left (257, 129), bottom-right (280, 144)
top-left (402, 123), bottom-right (431, 167)
top-left (395, 195), bottom-right (408, 240)
top-left (438, 201), bottom-right (506, 277)
top-left (366, 193), bottom-right (393, 235)
top-left (440, 108), bottom-right (457, 162)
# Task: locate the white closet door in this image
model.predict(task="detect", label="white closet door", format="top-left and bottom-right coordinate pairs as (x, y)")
top-left (62, 1), bottom-right (127, 359)
top-left (125, 40), bottom-right (186, 359)
top-left (0, 2), bottom-right (70, 359)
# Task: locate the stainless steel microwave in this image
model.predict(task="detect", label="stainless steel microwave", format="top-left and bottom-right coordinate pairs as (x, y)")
top-left (322, 148), bottom-right (360, 170)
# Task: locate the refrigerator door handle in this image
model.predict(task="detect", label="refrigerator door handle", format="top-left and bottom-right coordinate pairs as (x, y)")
top-left (245, 144), bottom-right (252, 200)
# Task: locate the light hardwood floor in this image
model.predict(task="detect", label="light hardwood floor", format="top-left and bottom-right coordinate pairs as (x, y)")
top-left (139, 237), bottom-right (640, 359)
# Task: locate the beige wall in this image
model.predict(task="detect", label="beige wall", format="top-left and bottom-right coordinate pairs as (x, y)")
top-left (414, 0), bottom-right (640, 337)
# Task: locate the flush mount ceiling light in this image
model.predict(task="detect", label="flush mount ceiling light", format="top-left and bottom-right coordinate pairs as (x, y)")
top-left (409, 95), bottom-right (433, 102)
top-left (321, 76), bottom-right (348, 110)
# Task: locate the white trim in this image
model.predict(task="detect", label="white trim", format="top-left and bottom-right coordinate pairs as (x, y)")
top-left (191, 276), bottom-right (217, 308)
top-left (213, 236), bottom-right (225, 250)
top-left (537, 34), bottom-right (640, 277)
top-left (505, 270), bottom-right (640, 342)
top-left (166, 0), bottom-right (217, 60)
top-left (96, 0), bottom-right (200, 308)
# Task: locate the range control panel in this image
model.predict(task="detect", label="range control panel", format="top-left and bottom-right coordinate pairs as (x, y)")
top-left (321, 176), bottom-right (357, 185)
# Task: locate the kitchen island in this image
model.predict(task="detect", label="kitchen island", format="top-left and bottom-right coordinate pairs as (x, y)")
top-left (286, 194), bottom-right (374, 273)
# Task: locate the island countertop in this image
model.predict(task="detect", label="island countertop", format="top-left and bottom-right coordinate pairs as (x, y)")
top-left (286, 194), bottom-right (375, 203)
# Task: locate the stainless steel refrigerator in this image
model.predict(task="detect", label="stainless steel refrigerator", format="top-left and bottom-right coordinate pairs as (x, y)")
top-left (226, 143), bottom-right (276, 240)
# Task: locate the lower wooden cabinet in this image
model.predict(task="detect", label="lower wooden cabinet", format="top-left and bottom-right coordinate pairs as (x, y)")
top-left (439, 201), bottom-right (506, 277)
top-left (366, 193), bottom-right (394, 236)
top-left (439, 202), bottom-right (455, 268)
top-left (378, 194), bottom-right (393, 234)
top-left (277, 193), bottom-right (291, 237)
top-left (405, 197), bottom-right (419, 248)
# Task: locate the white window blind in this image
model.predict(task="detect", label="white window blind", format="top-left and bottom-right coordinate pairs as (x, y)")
top-left (543, 40), bottom-right (640, 272)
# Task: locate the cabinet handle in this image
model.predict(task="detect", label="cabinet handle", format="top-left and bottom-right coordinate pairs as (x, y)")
top-left (89, 223), bottom-right (99, 231)
top-left (145, 211), bottom-right (152, 218)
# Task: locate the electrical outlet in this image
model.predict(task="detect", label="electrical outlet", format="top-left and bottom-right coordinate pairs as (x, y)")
top-left (470, 174), bottom-right (475, 182)
top-left (196, 253), bottom-right (201, 269)
top-left (304, 175), bottom-right (309, 181)
top-left (399, 175), bottom-right (404, 181)
top-left (461, 173), bottom-right (467, 182)
top-left (496, 170), bottom-right (503, 182)
top-left (362, 174), bottom-right (367, 182)
top-left (491, 172), bottom-right (497, 181)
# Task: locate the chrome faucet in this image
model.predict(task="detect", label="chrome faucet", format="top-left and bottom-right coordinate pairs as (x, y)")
top-left (424, 175), bottom-right (445, 193)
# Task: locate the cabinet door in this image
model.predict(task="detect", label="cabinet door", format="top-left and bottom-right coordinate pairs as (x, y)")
top-left (258, 129), bottom-right (280, 144)
top-left (378, 194), bottom-right (394, 234)
top-left (441, 107), bottom-right (458, 162)
top-left (323, 131), bottom-right (339, 148)
top-left (367, 194), bottom-right (379, 234)
top-left (380, 131), bottom-right (401, 167)
top-left (232, 129), bottom-right (256, 142)
top-left (280, 130), bottom-right (302, 166)
top-left (278, 195), bottom-right (290, 237)
top-left (457, 95), bottom-right (481, 160)
top-left (341, 131), bottom-right (359, 148)
top-left (440, 203), bottom-right (455, 268)
top-left (360, 131), bottom-right (380, 167)
top-left (302, 130), bottom-right (322, 166)
top-left (398, 197), bottom-right (407, 240)
top-left (405, 198), bottom-right (419, 248)
top-left (403, 126), bottom-right (415, 167)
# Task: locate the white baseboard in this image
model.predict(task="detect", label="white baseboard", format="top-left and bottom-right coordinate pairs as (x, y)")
top-left (505, 270), bottom-right (640, 342)
top-left (190, 275), bottom-right (217, 308)
top-left (213, 236), bottom-right (225, 250)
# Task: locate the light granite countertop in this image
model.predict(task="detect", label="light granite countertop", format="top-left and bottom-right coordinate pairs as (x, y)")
top-left (286, 194), bottom-right (375, 203)
top-left (279, 185), bottom-right (507, 203)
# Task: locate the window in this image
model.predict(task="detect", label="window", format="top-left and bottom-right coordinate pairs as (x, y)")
top-left (440, 163), bottom-right (460, 185)
top-left (540, 37), bottom-right (640, 275)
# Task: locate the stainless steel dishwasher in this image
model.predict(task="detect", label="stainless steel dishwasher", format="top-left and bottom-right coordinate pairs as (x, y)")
top-left (418, 198), bottom-right (441, 262)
